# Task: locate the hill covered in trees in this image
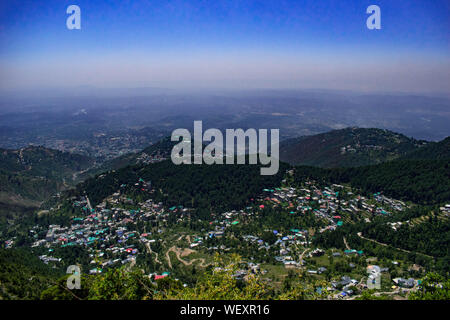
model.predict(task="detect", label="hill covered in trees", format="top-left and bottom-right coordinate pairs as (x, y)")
top-left (0, 146), bottom-right (95, 229)
top-left (0, 248), bottom-right (62, 299)
top-left (0, 145), bottom-right (93, 179)
top-left (0, 145), bottom-right (94, 200)
top-left (280, 127), bottom-right (428, 167)
top-left (68, 158), bottom-right (288, 220)
top-left (401, 137), bottom-right (450, 161)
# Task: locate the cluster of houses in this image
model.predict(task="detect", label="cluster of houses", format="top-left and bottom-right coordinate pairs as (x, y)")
top-left (388, 221), bottom-right (407, 231)
top-left (440, 204), bottom-right (450, 215)
top-left (331, 276), bottom-right (360, 298)
top-left (213, 261), bottom-right (262, 281)
top-left (183, 182), bottom-right (393, 270)
top-left (28, 178), bottom-right (181, 274)
top-left (257, 183), bottom-right (405, 237)
top-left (135, 150), bottom-right (168, 165)
top-left (4, 238), bottom-right (14, 249)
top-left (39, 254), bottom-right (61, 264)
top-left (373, 193), bottom-right (405, 212)
top-left (392, 277), bottom-right (417, 289)
top-left (15, 172), bottom-right (424, 299)
top-left (189, 202), bottom-right (311, 267)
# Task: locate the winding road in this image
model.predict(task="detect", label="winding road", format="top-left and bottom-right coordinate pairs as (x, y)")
top-left (165, 246), bottom-right (208, 268)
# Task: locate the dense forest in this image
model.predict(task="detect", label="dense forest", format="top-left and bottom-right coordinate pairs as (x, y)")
top-left (362, 216), bottom-right (449, 259)
top-left (280, 127), bottom-right (426, 167)
top-left (401, 137), bottom-right (450, 161)
top-left (0, 170), bottom-right (64, 202)
top-left (0, 248), bottom-right (62, 299)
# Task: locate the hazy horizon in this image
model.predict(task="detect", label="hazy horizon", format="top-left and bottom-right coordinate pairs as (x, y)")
top-left (1, 0), bottom-right (449, 94)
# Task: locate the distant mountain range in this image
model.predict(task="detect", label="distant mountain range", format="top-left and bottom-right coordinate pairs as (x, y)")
top-left (279, 127), bottom-right (449, 167)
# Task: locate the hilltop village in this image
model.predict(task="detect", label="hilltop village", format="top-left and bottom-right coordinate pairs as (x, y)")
top-left (10, 166), bottom-right (443, 300)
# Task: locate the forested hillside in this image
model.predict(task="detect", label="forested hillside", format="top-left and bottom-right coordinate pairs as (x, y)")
top-left (0, 146), bottom-right (93, 179)
top-left (0, 146), bottom-right (95, 232)
top-left (66, 158), bottom-right (288, 219)
top-left (280, 127), bottom-right (427, 167)
top-left (0, 248), bottom-right (61, 299)
top-left (401, 137), bottom-right (450, 161)
top-left (0, 145), bottom-right (94, 201)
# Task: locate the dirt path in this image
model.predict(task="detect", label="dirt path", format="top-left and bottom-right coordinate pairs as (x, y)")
top-left (299, 248), bottom-right (310, 265)
top-left (165, 246), bottom-right (174, 269)
top-left (357, 232), bottom-right (434, 259)
top-left (86, 196), bottom-right (93, 212)
top-left (348, 289), bottom-right (402, 300)
top-left (165, 246), bottom-right (208, 268)
top-left (343, 236), bottom-right (351, 250)
top-left (145, 242), bottom-right (161, 264)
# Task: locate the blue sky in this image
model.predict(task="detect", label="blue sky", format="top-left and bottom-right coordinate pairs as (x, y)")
top-left (0, 0), bottom-right (449, 92)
